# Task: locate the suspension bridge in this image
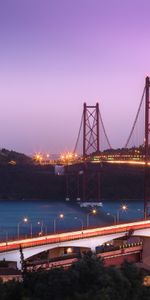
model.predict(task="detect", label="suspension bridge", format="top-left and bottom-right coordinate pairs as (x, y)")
top-left (72, 77), bottom-right (149, 162)
top-left (34, 77), bottom-right (150, 219)
top-left (60, 76), bottom-right (150, 218)
top-left (1, 77), bottom-right (150, 271)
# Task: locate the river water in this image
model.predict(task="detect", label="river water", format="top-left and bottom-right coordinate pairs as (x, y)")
top-left (0, 199), bottom-right (144, 241)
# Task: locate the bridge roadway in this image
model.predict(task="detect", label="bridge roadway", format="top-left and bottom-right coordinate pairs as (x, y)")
top-left (0, 220), bottom-right (150, 269)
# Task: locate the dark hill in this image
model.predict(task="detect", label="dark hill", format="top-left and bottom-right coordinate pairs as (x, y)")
top-left (0, 148), bottom-right (32, 165)
top-left (0, 148), bottom-right (146, 200)
top-left (0, 162), bottom-right (146, 201)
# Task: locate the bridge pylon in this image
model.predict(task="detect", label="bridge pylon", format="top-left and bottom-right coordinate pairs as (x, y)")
top-left (144, 76), bottom-right (150, 219)
top-left (83, 102), bottom-right (100, 158)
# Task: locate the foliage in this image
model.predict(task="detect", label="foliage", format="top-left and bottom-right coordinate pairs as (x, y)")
top-left (0, 252), bottom-right (150, 300)
top-left (19, 245), bottom-right (27, 281)
top-left (0, 162), bottom-right (145, 200)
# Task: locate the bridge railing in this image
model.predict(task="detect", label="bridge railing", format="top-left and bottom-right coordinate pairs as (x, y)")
top-left (0, 220), bottom-right (150, 253)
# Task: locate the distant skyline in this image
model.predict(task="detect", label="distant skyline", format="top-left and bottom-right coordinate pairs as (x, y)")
top-left (0, 0), bottom-right (150, 155)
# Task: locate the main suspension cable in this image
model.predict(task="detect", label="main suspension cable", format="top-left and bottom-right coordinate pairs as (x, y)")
top-left (124, 87), bottom-right (145, 148)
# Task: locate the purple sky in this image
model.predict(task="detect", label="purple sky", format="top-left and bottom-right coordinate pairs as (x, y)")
top-left (0, 0), bottom-right (150, 155)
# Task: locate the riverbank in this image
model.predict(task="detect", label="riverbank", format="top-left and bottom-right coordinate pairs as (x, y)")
top-left (0, 163), bottom-right (145, 201)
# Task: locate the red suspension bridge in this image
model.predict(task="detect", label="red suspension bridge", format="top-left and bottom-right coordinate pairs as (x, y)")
top-left (2, 78), bottom-right (150, 271)
top-left (35, 77), bottom-right (150, 219)
top-left (63, 77), bottom-right (150, 219)
top-left (73, 76), bottom-right (150, 161)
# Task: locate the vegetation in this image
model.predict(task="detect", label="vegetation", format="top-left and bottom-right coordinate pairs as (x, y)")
top-left (0, 252), bottom-right (150, 300)
top-left (0, 162), bottom-right (145, 200)
top-left (0, 148), bottom-right (32, 165)
top-left (0, 147), bottom-right (146, 201)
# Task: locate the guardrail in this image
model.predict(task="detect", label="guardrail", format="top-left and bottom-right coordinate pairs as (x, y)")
top-left (0, 220), bottom-right (149, 253)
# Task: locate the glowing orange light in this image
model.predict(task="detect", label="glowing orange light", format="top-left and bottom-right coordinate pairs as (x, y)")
top-left (107, 160), bottom-right (146, 165)
top-left (67, 247), bottom-right (72, 253)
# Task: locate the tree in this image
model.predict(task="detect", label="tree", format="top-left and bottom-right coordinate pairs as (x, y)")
top-left (19, 245), bottom-right (27, 281)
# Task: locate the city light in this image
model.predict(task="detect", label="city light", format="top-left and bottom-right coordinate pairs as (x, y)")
top-left (92, 209), bottom-right (97, 214)
top-left (33, 150), bottom-right (150, 166)
top-left (22, 217), bottom-right (33, 237)
top-left (121, 204), bottom-right (128, 211)
top-left (53, 213), bottom-right (64, 232)
top-left (23, 217), bottom-right (28, 223)
top-left (17, 217), bottom-right (29, 239)
top-left (87, 209), bottom-right (97, 227)
top-left (67, 247), bottom-right (73, 254)
top-left (33, 152), bottom-right (52, 164)
top-left (59, 213), bottom-right (64, 219)
top-left (60, 152), bottom-right (78, 163)
top-left (34, 153), bottom-right (43, 163)
top-left (107, 160), bottom-right (146, 166)
top-left (116, 204), bottom-right (128, 223)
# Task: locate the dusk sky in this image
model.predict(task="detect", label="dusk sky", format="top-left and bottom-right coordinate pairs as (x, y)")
top-left (0, 0), bottom-right (150, 156)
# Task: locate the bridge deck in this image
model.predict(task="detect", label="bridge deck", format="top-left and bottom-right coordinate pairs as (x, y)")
top-left (0, 220), bottom-right (150, 253)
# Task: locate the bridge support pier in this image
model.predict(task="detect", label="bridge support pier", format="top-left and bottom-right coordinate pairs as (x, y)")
top-left (90, 246), bottom-right (96, 253)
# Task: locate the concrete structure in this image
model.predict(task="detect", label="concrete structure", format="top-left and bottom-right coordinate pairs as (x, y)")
top-left (0, 261), bottom-right (22, 282)
top-left (0, 220), bottom-right (150, 269)
top-left (0, 268), bottom-right (22, 282)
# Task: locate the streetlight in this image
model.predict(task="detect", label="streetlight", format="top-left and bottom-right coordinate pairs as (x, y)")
top-left (117, 204), bottom-right (128, 223)
top-left (87, 209), bottom-right (97, 227)
top-left (74, 216), bottom-right (84, 231)
top-left (21, 217), bottom-right (33, 238)
top-left (106, 212), bottom-right (116, 224)
top-left (30, 223), bottom-right (33, 238)
top-left (17, 217), bottom-right (28, 239)
top-left (37, 221), bottom-right (44, 235)
top-left (3, 230), bottom-right (8, 245)
top-left (137, 208), bottom-right (144, 220)
top-left (53, 213), bottom-right (64, 233)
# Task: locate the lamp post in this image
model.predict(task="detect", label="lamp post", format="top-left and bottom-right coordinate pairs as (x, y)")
top-left (53, 213), bottom-right (64, 233)
top-left (30, 223), bottom-right (33, 238)
top-left (137, 208), bottom-right (144, 220)
top-left (106, 212), bottom-right (116, 224)
top-left (3, 231), bottom-right (8, 245)
top-left (19, 217), bottom-right (33, 238)
top-left (37, 221), bottom-right (44, 235)
top-left (74, 216), bottom-right (84, 231)
top-left (86, 209), bottom-right (97, 227)
top-left (116, 204), bottom-right (128, 223)
top-left (17, 217), bottom-right (28, 239)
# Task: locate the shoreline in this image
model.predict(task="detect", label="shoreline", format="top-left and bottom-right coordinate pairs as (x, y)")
top-left (0, 198), bottom-right (144, 202)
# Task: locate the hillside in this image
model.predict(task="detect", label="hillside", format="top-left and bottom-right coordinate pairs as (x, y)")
top-left (0, 148), bottom-right (146, 200)
top-left (0, 160), bottom-right (146, 201)
top-left (0, 148), bottom-right (32, 165)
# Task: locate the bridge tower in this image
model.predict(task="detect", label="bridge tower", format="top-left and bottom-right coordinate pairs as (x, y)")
top-left (83, 102), bottom-right (100, 158)
top-left (82, 103), bottom-right (101, 202)
top-left (65, 103), bottom-right (102, 203)
top-left (144, 76), bottom-right (150, 219)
